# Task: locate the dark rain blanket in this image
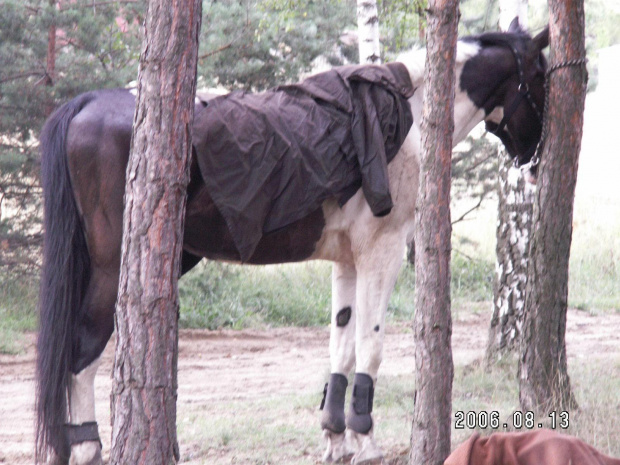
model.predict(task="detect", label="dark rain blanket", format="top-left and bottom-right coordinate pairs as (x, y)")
top-left (192, 62), bottom-right (415, 262)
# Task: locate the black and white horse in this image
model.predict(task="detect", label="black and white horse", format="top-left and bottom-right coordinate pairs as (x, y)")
top-left (35, 22), bottom-right (548, 465)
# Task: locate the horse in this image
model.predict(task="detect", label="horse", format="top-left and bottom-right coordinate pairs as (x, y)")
top-left (35, 21), bottom-right (549, 465)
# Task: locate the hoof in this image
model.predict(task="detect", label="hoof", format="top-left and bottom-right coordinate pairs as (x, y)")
top-left (323, 430), bottom-right (356, 463)
top-left (69, 441), bottom-right (103, 465)
top-left (350, 430), bottom-right (383, 465)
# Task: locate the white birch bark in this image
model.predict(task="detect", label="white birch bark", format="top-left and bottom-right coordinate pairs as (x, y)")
top-left (357, 0), bottom-right (381, 64)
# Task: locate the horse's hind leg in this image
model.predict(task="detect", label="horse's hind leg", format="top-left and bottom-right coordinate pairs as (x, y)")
top-left (67, 268), bottom-right (117, 465)
top-left (321, 262), bottom-right (357, 462)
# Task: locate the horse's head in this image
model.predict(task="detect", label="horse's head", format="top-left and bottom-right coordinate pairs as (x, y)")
top-left (460, 19), bottom-right (549, 180)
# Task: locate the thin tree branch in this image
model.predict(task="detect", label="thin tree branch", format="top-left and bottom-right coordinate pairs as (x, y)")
top-left (0, 72), bottom-right (46, 85)
top-left (452, 195), bottom-right (484, 225)
top-left (199, 30), bottom-right (247, 60)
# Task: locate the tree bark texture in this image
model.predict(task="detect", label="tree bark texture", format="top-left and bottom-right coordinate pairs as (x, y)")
top-left (518, 0), bottom-right (586, 414)
top-left (409, 1), bottom-right (458, 464)
top-left (110, 0), bottom-right (202, 463)
top-left (357, 0), bottom-right (381, 64)
top-left (486, 153), bottom-right (534, 363)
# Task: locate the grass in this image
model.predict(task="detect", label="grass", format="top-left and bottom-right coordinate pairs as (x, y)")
top-left (174, 355), bottom-right (620, 463)
top-left (451, 193), bottom-right (620, 314)
top-left (0, 275), bottom-right (38, 354)
top-left (178, 261), bottom-right (332, 330)
top-left (569, 196), bottom-right (620, 312)
top-left (177, 254), bottom-right (495, 331)
top-left (451, 356), bottom-right (620, 456)
top-left (177, 392), bottom-right (323, 464)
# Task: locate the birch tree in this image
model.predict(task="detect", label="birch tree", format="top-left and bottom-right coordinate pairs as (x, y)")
top-left (485, 1), bottom-right (534, 364)
top-left (357, 0), bottom-right (381, 63)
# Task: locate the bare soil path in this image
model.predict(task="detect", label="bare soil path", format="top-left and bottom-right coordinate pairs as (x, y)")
top-left (1, 309), bottom-right (619, 464)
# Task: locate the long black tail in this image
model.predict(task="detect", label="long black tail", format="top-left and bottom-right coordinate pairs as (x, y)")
top-left (36, 93), bottom-right (96, 463)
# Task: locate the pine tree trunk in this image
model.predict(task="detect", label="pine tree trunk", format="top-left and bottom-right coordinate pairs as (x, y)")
top-left (110, 0), bottom-right (202, 462)
top-left (486, 0), bottom-right (531, 364)
top-left (486, 154), bottom-right (534, 363)
top-left (44, 0), bottom-right (57, 117)
top-left (357, 0), bottom-right (381, 64)
top-left (518, 0), bottom-right (586, 414)
top-left (409, 1), bottom-right (458, 463)
top-left (45, 0), bottom-right (56, 86)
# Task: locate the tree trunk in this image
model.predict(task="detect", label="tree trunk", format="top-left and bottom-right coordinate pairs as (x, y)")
top-left (518, 0), bottom-right (586, 414)
top-left (110, 0), bottom-right (202, 462)
top-left (45, 0), bottom-right (56, 86)
top-left (357, 0), bottom-right (381, 64)
top-left (485, 0), bottom-right (531, 364)
top-left (409, 1), bottom-right (458, 463)
top-left (486, 153), bottom-right (534, 363)
top-left (44, 0), bottom-right (57, 117)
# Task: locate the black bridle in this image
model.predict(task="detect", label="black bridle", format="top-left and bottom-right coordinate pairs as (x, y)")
top-left (488, 41), bottom-right (544, 168)
top-left (489, 41), bottom-right (588, 170)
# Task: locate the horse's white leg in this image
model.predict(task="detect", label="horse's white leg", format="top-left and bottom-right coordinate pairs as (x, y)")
top-left (322, 261), bottom-right (357, 463)
top-left (348, 237), bottom-right (405, 465)
top-left (68, 357), bottom-right (103, 465)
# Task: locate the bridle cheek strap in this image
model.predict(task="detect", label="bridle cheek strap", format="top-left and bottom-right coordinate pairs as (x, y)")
top-left (493, 88), bottom-right (527, 135)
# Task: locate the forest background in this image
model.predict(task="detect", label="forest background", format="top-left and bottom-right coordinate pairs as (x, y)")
top-left (0, 0), bottom-right (619, 348)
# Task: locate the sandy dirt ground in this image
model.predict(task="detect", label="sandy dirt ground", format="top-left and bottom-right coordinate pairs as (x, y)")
top-left (1, 308), bottom-right (620, 464)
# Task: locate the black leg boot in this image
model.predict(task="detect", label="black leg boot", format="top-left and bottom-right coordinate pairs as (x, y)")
top-left (320, 373), bottom-right (348, 434)
top-left (346, 373), bottom-right (374, 434)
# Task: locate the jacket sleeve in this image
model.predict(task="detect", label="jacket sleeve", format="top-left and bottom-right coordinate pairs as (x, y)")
top-left (349, 81), bottom-right (395, 217)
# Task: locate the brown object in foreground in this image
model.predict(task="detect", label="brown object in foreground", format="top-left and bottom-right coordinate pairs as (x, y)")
top-left (445, 430), bottom-right (620, 465)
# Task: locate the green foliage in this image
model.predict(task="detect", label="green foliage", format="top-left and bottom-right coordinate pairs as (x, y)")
top-left (198, 0), bottom-right (356, 91)
top-left (178, 261), bottom-right (332, 329)
top-left (379, 0), bottom-right (427, 57)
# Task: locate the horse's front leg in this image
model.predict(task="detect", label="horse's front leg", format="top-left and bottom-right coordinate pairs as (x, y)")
top-left (321, 261), bottom-right (357, 462)
top-left (347, 237), bottom-right (405, 464)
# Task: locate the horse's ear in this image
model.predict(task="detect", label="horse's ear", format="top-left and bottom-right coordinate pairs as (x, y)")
top-left (533, 26), bottom-right (550, 50)
top-left (507, 17), bottom-right (521, 33)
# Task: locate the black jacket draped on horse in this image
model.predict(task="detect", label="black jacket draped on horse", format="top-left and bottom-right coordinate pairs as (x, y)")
top-left (192, 62), bottom-right (415, 261)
